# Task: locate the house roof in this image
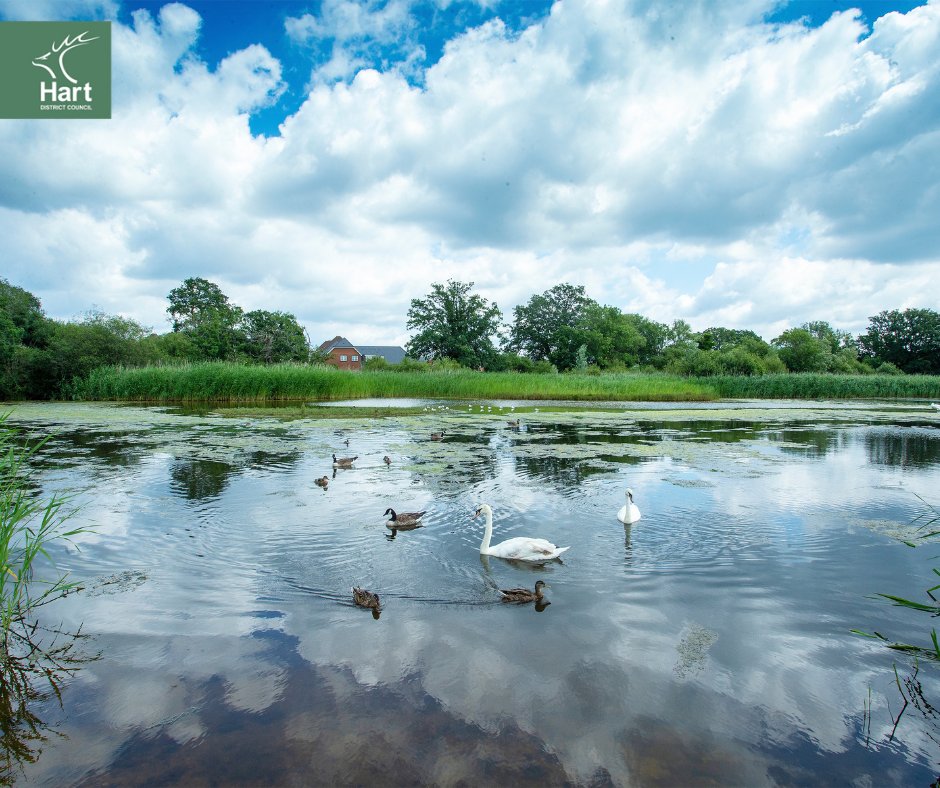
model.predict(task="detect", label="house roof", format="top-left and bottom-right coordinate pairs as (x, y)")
top-left (318, 335), bottom-right (359, 353)
top-left (358, 345), bottom-right (407, 364)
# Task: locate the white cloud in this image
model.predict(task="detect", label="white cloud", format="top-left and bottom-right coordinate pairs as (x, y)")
top-left (0, 0), bottom-right (938, 344)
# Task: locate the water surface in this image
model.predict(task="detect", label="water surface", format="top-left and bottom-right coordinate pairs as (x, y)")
top-left (6, 400), bottom-right (940, 786)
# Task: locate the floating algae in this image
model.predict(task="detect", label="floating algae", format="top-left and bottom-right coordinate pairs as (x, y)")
top-left (674, 624), bottom-right (719, 678)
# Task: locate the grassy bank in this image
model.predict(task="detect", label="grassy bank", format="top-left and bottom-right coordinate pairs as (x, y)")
top-left (75, 362), bottom-right (716, 402)
top-left (693, 373), bottom-right (940, 400)
top-left (72, 363), bottom-right (940, 404)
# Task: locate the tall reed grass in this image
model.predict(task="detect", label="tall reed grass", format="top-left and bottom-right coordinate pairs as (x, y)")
top-left (1, 414), bottom-right (85, 655)
top-left (692, 373), bottom-right (940, 400)
top-left (75, 362), bottom-right (717, 402)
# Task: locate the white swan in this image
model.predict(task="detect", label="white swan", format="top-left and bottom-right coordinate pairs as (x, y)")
top-left (473, 504), bottom-right (570, 562)
top-left (618, 488), bottom-right (641, 524)
top-left (931, 403), bottom-right (940, 411)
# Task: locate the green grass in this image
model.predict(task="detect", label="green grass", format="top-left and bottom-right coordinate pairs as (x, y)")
top-left (691, 372), bottom-right (940, 399)
top-left (71, 363), bottom-right (940, 404)
top-left (74, 362), bottom-right (718, 403)
top-left (1, 414), bottom-right (86, 655)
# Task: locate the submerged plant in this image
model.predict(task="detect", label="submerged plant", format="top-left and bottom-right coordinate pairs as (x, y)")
top-left (0, 412), bottom-right (93, 783)
top-left (0, 414), bottom-right (87, 651)
top-left (852, 495), bottom-right (940, 659)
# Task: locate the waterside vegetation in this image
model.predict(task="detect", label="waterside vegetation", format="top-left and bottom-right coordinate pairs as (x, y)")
top-left (73, 362), bottom-right (940, 404)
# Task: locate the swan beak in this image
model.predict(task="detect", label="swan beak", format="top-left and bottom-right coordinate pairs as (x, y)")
top-left (472, 508), bottom-right (481, 519)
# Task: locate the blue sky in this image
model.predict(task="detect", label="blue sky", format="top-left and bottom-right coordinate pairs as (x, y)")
top-left (1, 0), bottom-right (938, 346)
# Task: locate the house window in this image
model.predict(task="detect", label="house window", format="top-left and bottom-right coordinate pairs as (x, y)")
top-left (340, 354), bottom-right (348, 362)
top-left (351, 355), bottom-right (359, 362)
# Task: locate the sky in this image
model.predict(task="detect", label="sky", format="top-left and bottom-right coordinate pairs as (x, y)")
top-left (1, 0), bottom-right (938, 347)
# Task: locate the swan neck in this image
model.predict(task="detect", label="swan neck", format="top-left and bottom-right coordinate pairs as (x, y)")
top-left (480, 508), bottom-right (493, 553)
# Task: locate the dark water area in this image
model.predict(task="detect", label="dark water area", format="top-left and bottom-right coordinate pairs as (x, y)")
top-left (5, 400), bottom-right (940, 786)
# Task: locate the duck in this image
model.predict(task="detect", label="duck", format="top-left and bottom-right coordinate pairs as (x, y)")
top-left (314, 476), bottom-right (329, 488)
top-left (383, 455), bottom-right (392, 465)
top-left (431, 430), bottom-right (446, 441)
top-left (473, 504), bottom-right (570, 562)
top-left (506, 419), bottom-right (521, 427)
top-left (332, 453), bottom-right (358, 468)
top-left (500, 580), bottom-right (548, 604)
top-left (618, 488), bottom-right (641, 524)
top-left (352, 586), bottom-right (381, 612)
top-left (384, 507), bottom-right (426, 527)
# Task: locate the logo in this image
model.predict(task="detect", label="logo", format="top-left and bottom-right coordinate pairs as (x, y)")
top-left (0, 22), bottom-right (111, 119)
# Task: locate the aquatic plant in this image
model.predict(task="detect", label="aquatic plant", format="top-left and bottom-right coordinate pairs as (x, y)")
top-left (0, 414), bottom-right (86, 652)
top-left (0, 413), bottom-right (92, 783)
top-left (694, 372), bottom-right (940, 400)
top-left (73, 362), bottom-right (718, 403)
top-left (852, 496), bottom-right (940, 661)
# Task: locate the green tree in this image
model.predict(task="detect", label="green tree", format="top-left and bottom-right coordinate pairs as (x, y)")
top-left (0, 280), bottom-right (54, 399)
top-left (696, 327), bottom-right (765, 352)
top-left (581, 305), bottom-right (646, 368)
top-left (621, 313), bottom-right (668, 367)
top-left (166, 277), bottom-right (243, 361)
top-left (239, 310), bottom-right (309, 364)
top-left (772, 327), bottom-right (830, 372)
top-left (858, 308), bottom-right (940, 374)
top-left (506, 284), bottom-right (597, 371)
top-left (405, 280), bottom-right (502, 369)
top-left (45, 310), bottom-right (160, 396)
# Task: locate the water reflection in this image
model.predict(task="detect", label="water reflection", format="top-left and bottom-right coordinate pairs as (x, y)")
top-left (170, 458), bottom-right (235, 500)
top-left (865, 429), bottom-right (940, 468)
top-left (7, 402), bottom-right (940, 785)
top-left (0, 623), bottom-right (94, 786)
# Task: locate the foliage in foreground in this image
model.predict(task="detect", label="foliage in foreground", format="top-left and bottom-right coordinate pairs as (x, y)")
top-left (0, 413), bottom-right (92, 783)
top-left (0, 414), bottom-right (86, 648)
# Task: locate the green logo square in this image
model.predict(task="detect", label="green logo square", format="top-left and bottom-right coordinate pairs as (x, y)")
top-left (0, 21), bottom-right (111, 119)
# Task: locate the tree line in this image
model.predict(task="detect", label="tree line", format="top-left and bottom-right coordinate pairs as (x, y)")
top-left (405, 280), bottom-right (940, 377)
top-left (0, 277), bottom-right (312, 399)
top-left (2, 275), bottom-right (938, 400)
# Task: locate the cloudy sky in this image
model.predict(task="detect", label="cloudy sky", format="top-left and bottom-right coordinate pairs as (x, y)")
top-left (1, 0), bottom-right (938, 346)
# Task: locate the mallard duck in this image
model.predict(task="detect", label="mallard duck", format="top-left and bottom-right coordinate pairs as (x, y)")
top-left (473, 504), bottom-right (570, 562)
top-left (618, 488), bottom-right (641, 524)
top-left (384, 507), bottom-right (426, 527)
top-left (332, 453), bottom-right (357, 468)
top-left (314, 476), bottom-right (329, 488)
top-left (500, 580), bottom-right (547, 603)
top-left (352, 586), bottom-right (381, 611)
top-left (430, 430), bottom-right (445, 441)
top-left (383, 455), bottom-right (392, 465)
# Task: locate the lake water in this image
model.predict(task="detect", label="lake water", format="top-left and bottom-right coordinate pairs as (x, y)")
top-left (5, 400), bottom-right (940, 786)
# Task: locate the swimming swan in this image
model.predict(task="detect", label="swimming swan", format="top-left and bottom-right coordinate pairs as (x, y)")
top-left (473, 504), bottom-right (570, 562)
top-left (618, 488), bottom-right (641, 524)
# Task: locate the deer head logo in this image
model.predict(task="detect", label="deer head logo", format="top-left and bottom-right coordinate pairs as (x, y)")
top-left (32, 31), bottom-right (99, 84)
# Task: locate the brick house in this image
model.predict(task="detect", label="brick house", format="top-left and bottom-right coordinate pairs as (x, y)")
top-left (318, 336), bottom-right (363, 370)
top-left (317, 337), bottom-right (408, 370)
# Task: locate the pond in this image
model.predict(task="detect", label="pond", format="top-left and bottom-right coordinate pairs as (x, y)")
top-left (5, 399), bottom-right (940, 786)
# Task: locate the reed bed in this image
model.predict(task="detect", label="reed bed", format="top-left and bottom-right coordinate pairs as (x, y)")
top-left (75, 362), bottom-right (717, 402)
top-left (694, 373), bottom-right (940, 400)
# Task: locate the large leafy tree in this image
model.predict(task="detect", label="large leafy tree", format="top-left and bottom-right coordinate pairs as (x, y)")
top-left (772, 327), bottom-right (831, 372)
top-left (239, 310), bottom-right (309, 364)
top-left (0, 279), bottom-right (53, 399)
top-left (166, 277), bottom-right (243, 361)
top-left (580, 304), bottom-right (647, 368)
top-left (697, 327), bottom-right (765, 352)
top-left (405, 280), bottom-right (502, 368)
top-left (859, 308), bottom-right (940, 374)
top-left (506, 284), bottom-right (597, 370)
